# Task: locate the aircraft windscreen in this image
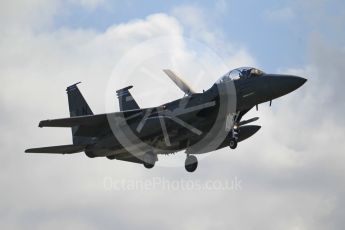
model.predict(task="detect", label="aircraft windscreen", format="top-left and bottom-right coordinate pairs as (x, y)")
top-left (216, 67), bottom-right (265, 83)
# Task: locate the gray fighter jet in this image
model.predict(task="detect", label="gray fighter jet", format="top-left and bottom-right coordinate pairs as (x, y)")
top-left (26, 67), bottom-right (306, 172)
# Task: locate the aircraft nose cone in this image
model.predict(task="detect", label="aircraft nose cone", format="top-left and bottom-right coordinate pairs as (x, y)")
top-left (291, 76), bottom-right (307, 88)
top-left (269, 75), bottom-right (307, 99)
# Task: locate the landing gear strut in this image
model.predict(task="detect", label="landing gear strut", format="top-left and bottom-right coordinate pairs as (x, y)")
top-left (229, 112), bottom-right (240, 150)
top-left (185, 155), bottom-right (198, 173)
top-left (143, 151), bottom-right (156, 169)
top-left (229, 127), bottom-right (238, 149)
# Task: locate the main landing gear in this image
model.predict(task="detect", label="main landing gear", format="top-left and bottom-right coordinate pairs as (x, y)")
top-left (141, 152), bottom-right (199, 172)
top-left (185, 154), bottom-right (198, 173)
top-left (143, 151), bottom-right (157, 169)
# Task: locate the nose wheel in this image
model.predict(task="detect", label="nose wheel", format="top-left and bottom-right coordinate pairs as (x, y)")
top-left (185, 155), bottom-right (198, 172)
top-left (229, 138), bottom-right (238, 149)
top-left (227, 112), bottom-right (240, 150)
top-left (229, 126), bottom-right (239, 149)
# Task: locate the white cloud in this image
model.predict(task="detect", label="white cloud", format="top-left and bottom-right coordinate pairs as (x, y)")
top-left (0, 0), bottom-right (60, 33)
top-left (0, 0), bottom-right (108, 34)
top-left (171, 5), bottom-right (255, 69)
top-left (0, 3), bottom-right (257, 230)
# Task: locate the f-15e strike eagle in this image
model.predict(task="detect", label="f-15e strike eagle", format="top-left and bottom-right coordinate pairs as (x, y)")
top-left (26, 67), bottom-right (306, 172)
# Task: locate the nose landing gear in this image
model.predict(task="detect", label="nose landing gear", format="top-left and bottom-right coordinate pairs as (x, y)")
top-left (229, 137), bottom-right (238, 149)
top-left (228, 112), bottom-right (240, 150)
top-left (229, 126), bottom-right (239, 149)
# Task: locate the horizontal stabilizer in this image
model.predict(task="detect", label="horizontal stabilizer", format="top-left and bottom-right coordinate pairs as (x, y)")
top-left (38, 109), bottom-right (147, 128)
top-left (39, 114), bottom-right (108, 128)
top-left (25, 144), bottom-right (85, 154)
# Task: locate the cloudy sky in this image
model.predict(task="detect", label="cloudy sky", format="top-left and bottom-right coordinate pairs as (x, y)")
top-left (1, 0), bottom-right (345, 229)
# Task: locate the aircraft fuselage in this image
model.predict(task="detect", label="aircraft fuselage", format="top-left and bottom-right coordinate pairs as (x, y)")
top-left (87, 73), bottom-right (306, 158)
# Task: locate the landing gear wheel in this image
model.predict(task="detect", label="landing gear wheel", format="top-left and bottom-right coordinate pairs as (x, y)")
top-left (144, 162), bottom-right (155, 169)
top-left (85, 151), bottom-right (96, 158)
top-left (185, 155), bottom-right (198, 173)
top-left (143, 152), bottom-right (156, 169)
top-left (106, 155), bottom-right (116, 160)
top-left (229, 138), bottom-right (238, 149)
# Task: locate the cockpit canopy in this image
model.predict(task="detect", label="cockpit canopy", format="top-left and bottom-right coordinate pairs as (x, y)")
top-left (216, 67), bottom-right (265, 83)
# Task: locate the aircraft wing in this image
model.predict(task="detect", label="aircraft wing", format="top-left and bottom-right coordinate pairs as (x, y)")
top-left (25, 144), bottom-right (85, 154)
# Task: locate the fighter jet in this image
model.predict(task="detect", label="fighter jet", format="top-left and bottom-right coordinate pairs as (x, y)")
top-left (25, 67), bottom-right (307, 172)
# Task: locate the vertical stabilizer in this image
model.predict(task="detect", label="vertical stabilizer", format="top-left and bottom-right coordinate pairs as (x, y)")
top-left (66, 82), bottom-right (93, 117)
top-left (66, 83), bottom-right (94, 144)
top-left (116, 86), bottom-right (140, 111)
